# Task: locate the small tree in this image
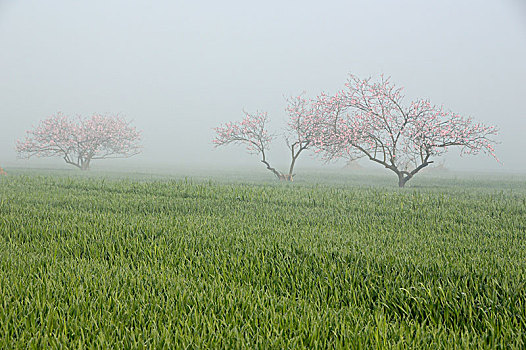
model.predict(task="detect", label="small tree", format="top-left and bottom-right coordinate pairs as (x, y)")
top-left (0, 166), bottom-right (6, 176)
top-left (284, 95), bottom-right (321, 179)
top-left (16, 113), bottom-right (142, 170)
top-left (311, 75), bottom-right (499, 187)
top-left (213, 99), bottom-right (319, 181)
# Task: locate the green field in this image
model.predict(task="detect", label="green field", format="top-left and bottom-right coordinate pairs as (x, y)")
top-left (0, 170), bottom-right (525, 348)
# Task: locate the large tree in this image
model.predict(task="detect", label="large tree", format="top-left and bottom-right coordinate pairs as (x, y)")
top-left (16, 113), bottom-right (142, 170)
top-left (310, 75), bottom-right (499, 187)
top-left (213, 98), bottom-right (319, 181)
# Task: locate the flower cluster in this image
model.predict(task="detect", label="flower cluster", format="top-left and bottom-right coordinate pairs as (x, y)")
top-left (212, 111), bottom-right (273, 155)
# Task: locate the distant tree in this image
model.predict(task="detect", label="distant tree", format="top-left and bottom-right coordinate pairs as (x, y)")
top-left (426, 159), bottom-right (449, 173)
top-left (213, 97), bottom-right (320, 181)
top-left (310, 74), bottom-right (499, 187)
top-left (16, 113), bottom-right (142, 170)
top-left (0, 166), bottom-right (6, 176)
top-left (283, 95), bottom-right (322, 179)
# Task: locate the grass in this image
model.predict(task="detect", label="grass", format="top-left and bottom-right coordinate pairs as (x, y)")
top-left (0, 169), bottom-right (525, 348)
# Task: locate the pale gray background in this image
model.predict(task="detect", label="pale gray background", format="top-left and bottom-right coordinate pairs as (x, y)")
top-left (1, 0), bottom-right (525, 173)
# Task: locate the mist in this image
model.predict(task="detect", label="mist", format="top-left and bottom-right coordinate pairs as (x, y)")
top-left (1, 0), bottom-right (525, 173)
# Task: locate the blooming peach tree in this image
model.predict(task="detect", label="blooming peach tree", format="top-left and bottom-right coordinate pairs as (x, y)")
top-left (16, 113), bottom-right (142, 170)
top-left (213, 100), bottom-right (320, 181)
top-left (310, 74), bottom-right (499, 187)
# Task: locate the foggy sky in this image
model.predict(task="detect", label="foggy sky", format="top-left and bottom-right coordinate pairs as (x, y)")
top-left (1, 0), bottom-right (525, 172)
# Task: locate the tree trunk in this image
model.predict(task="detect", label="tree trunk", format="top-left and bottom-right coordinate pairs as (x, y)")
top-left (278, 174), bottom-right (294, 181)
top-left (261, 160), bottom-right (293, 181)
top-left (396, 161), bottom-right (432, 187)
top-left (80, 159), bottom-right (91, 171)
top-left (288, 156), bottom-right (297, 179)
top-left (398, 176), bottom-right (408, 188)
